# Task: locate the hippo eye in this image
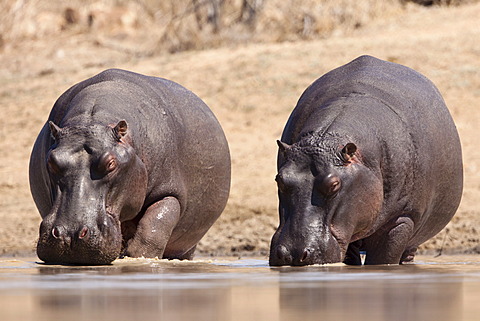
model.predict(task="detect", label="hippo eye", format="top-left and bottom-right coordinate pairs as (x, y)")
top-left (106, 158), bottom-right (117, 172)
top-left (317, 174), bottom-right (341, 198)
top-left (97, 152), bottom-right (117, 175)
top-left (329, 180), bottom-right (341, 195)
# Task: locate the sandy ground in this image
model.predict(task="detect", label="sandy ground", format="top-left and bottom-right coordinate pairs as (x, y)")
top-left (0, 3), bottom-right (479, 259)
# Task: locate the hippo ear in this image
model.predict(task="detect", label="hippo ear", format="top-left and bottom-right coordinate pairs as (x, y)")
top-left (277, 140), bottom-right (292, 152)
top-left (113, 120), bottom-right (128, 140)
top-left (341, 143), bottom-right (357, 162)
top-left (48, 121), bottom-right (62, 141)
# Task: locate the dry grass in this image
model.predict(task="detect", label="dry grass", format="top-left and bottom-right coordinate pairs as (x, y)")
top-left (3, 0), bottom-right (478, 54)
top-left (0, 0), bottom-right (409, 54)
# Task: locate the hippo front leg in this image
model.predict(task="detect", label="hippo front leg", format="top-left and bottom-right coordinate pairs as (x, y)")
top-left (364, 216), bottom-right (415, 265)
top-left (124, 196), bottom-right (181, 259)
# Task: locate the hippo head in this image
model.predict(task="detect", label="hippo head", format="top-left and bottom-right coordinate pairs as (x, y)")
top-left (37, 120), bottom-right (147, 265)
top-left (269, 133), bottom-right (383, 266)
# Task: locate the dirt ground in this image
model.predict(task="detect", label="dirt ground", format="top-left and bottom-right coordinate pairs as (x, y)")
top-left (1, 2), bottom-right (479, 259)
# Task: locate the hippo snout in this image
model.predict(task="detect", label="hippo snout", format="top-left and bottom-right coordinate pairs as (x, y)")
top-left (270, 236), bottom-right (343, 266)
top-left (269, 244), bottom-right (309, 266)
top-left (37, 216), bottom-right (122, 265)
top-left (270, 244), bottom-right (327, 266)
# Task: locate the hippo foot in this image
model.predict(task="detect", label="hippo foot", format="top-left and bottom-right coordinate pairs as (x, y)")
top-left (400, 247), bottom-right (417, 264)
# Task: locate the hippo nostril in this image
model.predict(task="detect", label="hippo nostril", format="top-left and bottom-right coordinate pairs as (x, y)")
top-left (300, 248), bottom-right (313, 263)
top-left (78, 226), bottom-right (89, 239)
top-left (52, 227), bottom-right (61, 239)
top-left (276, 245), bottom-right (292, 263)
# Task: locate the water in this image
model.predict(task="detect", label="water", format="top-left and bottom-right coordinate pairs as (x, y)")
top-left (1, 255), bottom-right (480, 321)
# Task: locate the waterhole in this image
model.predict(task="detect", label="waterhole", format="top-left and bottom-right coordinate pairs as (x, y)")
top-left (1, 255), bottom-right (479, 321)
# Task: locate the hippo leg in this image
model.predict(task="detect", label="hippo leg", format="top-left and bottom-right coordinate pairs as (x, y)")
top-left (343, 240), bottom-right (363, 265)
top-left (124, 196), bottom-right (181, 258)
top-left (364, 216), bottom-right (414, 265)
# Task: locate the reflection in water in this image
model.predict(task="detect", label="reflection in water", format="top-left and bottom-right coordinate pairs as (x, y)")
top-left (0, 256), bottom-right (479, 321)
top-left (278, 273), bottom-right (462, 321)
top-left (35, 287), bottom-right (232, 320)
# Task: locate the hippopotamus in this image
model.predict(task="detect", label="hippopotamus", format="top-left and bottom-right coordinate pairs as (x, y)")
top-left (29, 68), bottom-right (231, 265)
top-left (269, 55), bottom-right (463, 266)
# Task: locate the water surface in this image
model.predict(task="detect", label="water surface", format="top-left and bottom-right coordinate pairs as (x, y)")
top-left (1, 255), bottom-right (480, 321)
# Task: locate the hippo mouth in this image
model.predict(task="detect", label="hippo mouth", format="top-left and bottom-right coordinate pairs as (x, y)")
top-left (37, 213), bottom-right (122, 265)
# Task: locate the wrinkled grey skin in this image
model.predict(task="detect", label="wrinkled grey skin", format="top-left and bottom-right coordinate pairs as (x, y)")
top-left (29, 69), bottom-right (231, 265)
top-left (269, 55), bottom-right (463, 266)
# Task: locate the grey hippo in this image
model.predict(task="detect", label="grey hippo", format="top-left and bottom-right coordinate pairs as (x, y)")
top-left (269, 55), bottom-right (463, 266)
top-left (29, 69), bottom-right (231, 265)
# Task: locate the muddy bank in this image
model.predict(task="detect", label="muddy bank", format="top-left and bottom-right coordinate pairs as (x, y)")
top-left (0, 3), bottom-right (479, 257)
